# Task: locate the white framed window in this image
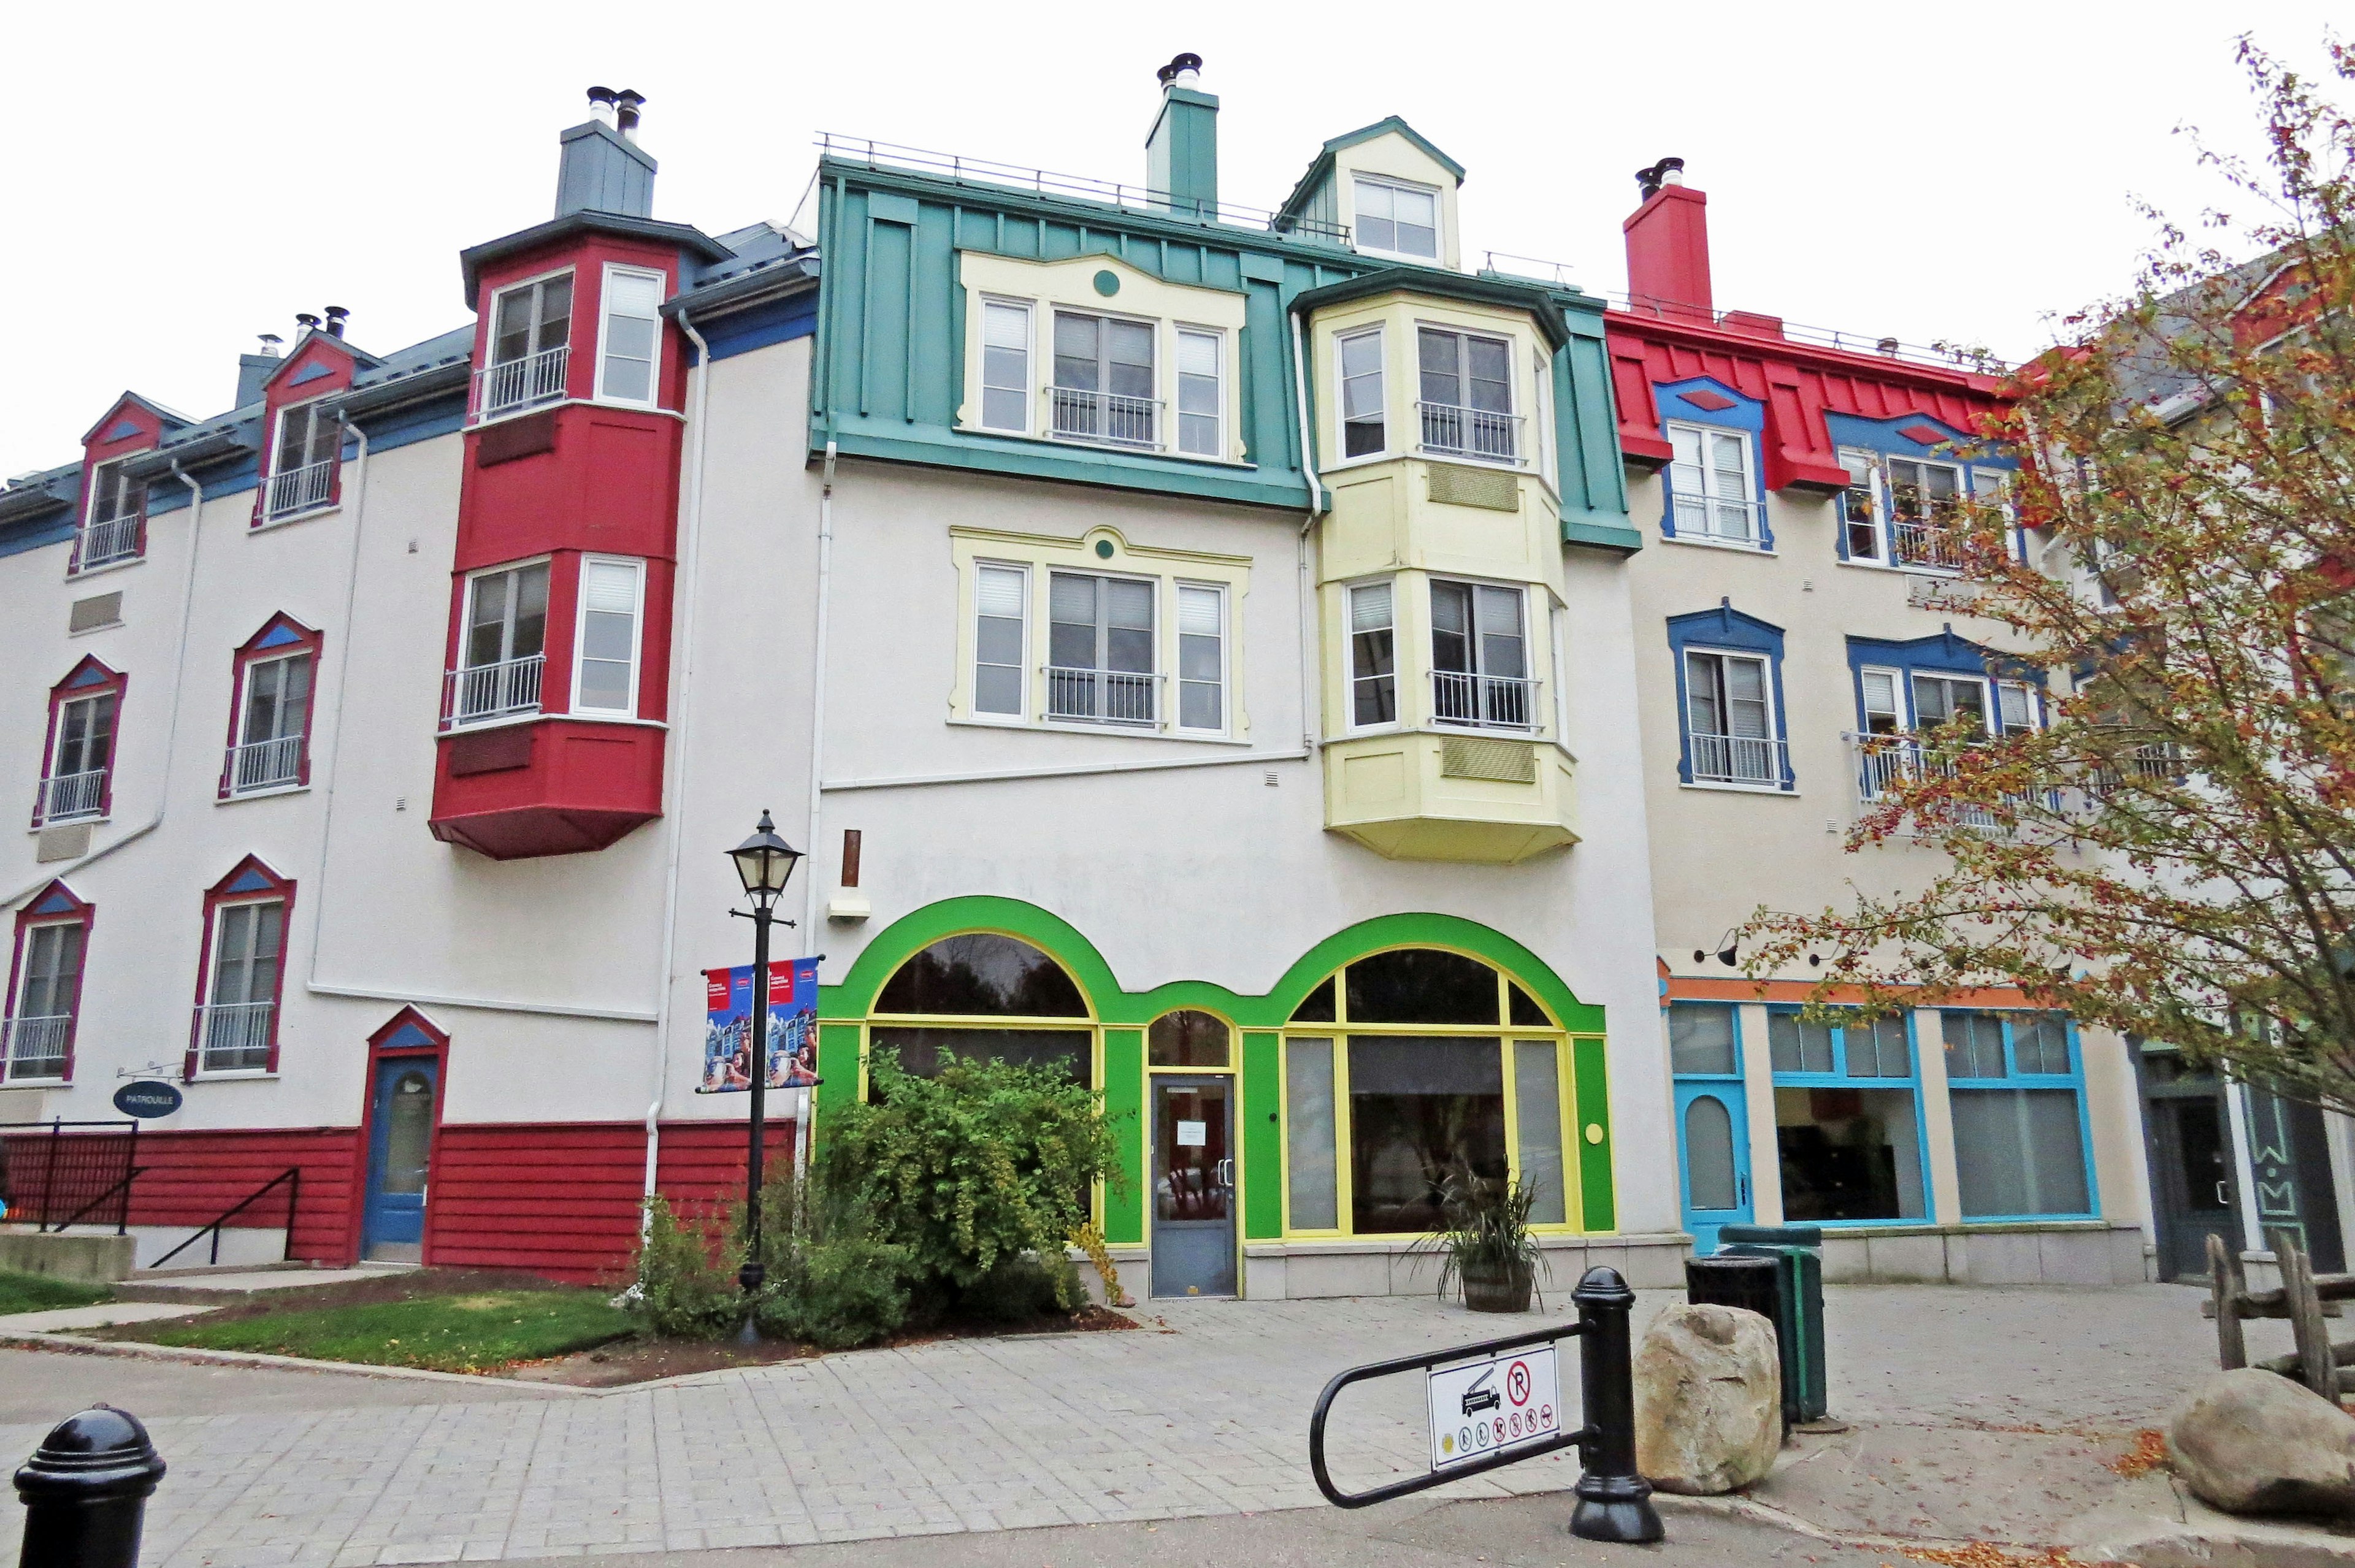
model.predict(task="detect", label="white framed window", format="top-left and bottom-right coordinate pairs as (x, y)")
top-left (595, 266), bottom-right (664, 406)
top-left (1417, 327), bottom-right (1516, 463)
top-left (572, 557), bottom-right (645, 716)
top-left (1348, 580), bottom-right (1397, 728)
top-left (1996, 681), bottom-right (2038, 733)
top-left (1887, 457), bottom-right (1964, 570)
top-left (1046, 571), bottom-right (1157, 725)
top-left (78, 458), bottom-right (145, 570)
top-left (1912, 672), bottom-right (1989, 735)
top-left (451, 559), bottom-right (551, 725)
top-left (229, 652), bottom-right (312, 794)
top-left (1859, 667), bottom-right (1903, 735)
top-left (1338, 327), bottom-right (1386, 459)
top-left (1352, 175), bottom-right (1439, 259)
top-left (1667, 423), bottom-right (1759, 545)
top-left (7, 921), bottom-right (84, 1082)
top-left (1840, 448), bottom-right (1884, 561)
top-left (266, 400), bottom-right (342, 521)
top-left (979, 300), bottom-right (1032, 434)
top-left (1176, 583), bottom-right (1227, 732)
top-left (1430, 579), bottom-right (1533, 729)
top-left (1176, 328), bottom-right (1222, 457)
top-left (1683, 648), bottom-right (1780, 785)
top-left (973, 564), bottom-right (1029, 717)
top-left (1050, 312), bottom-right (1157, 449)
top-left (201, 899), bottom-right (283, 1074)
top-left (481, 271), bottom-right (573, 418)
top-left (44, 692), bottom-right (115, 822)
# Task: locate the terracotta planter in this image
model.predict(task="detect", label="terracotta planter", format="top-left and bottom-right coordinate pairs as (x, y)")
top-left (1461, 1261), bottom-right (1534, 1313)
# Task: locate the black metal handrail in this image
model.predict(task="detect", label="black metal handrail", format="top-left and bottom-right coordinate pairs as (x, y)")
top-left (1306, 1265), bottom-right (1663, 1543)
top-left (147, 1167), bottom-right (300, 1271)
top-left (3, 1120), bottom-right (140, 1234)
top-left (48, 1169), bottom-right (145, 1235)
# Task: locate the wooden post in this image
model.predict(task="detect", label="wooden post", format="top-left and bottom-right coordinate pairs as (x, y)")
top-left (2209, 1232), bottom-right (2248, 1371)
top-left (2280, 1233), bottom-right (2337, 1401)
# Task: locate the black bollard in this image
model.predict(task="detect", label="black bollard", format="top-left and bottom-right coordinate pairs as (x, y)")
top-left (15, 1407), bottom-right (166, 1568)
top-left (1569, 1266), bottom-right (1664, 1543)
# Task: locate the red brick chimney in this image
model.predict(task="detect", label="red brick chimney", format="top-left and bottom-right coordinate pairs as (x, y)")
top-left (1623, 157), bottom-right (1712, 323)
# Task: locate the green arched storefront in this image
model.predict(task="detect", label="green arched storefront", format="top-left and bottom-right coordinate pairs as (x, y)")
top-left (816, 897), bottom-right (1617, 1290)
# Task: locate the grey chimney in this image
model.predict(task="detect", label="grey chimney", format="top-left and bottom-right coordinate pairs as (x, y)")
top-left (234, 332), bottom-right (284, 407)
top-left (555, 86), bottom-right (656, 219)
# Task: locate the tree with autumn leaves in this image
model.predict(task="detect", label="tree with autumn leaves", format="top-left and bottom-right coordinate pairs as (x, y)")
top-left (1740, 41), bottom-right (2355, 1113)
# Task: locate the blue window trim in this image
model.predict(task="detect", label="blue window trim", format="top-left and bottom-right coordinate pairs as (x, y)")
top-left (1656, 377), bottom-right (1771, 550)
top-left (1765, 1003), bottom-right (1934, 1228)
top-left (1668, 601), bottom-right (1794, 790)
top-left (1825, 412), bottom-right (2020, 564)
top-left (1846, 629), bottom-right (2046, 736)
top-left (1666, 1000), bottom-right (1745, 1082)
top-left (1939, 1008), bottom-right (2102, 1222)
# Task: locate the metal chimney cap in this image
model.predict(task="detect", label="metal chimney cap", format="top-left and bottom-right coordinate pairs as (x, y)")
top-left (257, 332), bottom-right (284, 356)
top-left (323, 306), bottom-right (350, 338)
top-left (1634, 156), bottom-right (1687, 201)
top-left (613, 88), bottom-right (645, 138)
top-left (294, 312), bottom-right (321, 331)
top-left (1156, 52), bottom-right (1203, 86)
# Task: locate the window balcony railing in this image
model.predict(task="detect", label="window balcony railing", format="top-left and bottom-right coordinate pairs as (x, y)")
top-left (1417, 402), bottom-right (1522, 465)
top-left (1891, 518), bottom-right (1964, 571)
top-left (444, 654), bottom-right (545, 728)
top-left (1670, 492), bottom-right (1764, 546)
top-left (1, 1015), bottom-right (71, 1082)
top-left (197, 1001), bottom-right (274, 1073)
top-left (1045, 666), bottom-right (1158, 726)
top-left (1849, 734), bottom-right (2004, 830)
top-left (77, 514), bottom-right (141, 570)
top-left (2085, 743), bottom-right (2187, 798)
top-left (264, 457), bottom-right (338, 520)
top-left (472, 345), bottom-right (569, 422)
top-left (1046, 386), bottom-right (1161, 450)
top-left (227, 735), bottom-right (305, 794)
top-left (1690, 732), bottom-right (1787, 786)
top-left (40, 768), bottom-right (107, 823)
top-left (1431, 670), bottom-right (1538, 730)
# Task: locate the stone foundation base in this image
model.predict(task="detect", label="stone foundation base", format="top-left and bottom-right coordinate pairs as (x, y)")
top-left (1813, 1222), bottom-right (2150, 1285)
top-left (0, 1227), bottom-right (135, 1283)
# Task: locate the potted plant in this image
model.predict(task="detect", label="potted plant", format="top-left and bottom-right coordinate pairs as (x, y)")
top-left (1418, 1169), bottom-right (1545, 1313)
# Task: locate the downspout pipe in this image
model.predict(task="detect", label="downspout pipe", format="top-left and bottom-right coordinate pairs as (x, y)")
top-left (1289, 306), bottom-right (1325, 754)
top-left (794, 439), bottom-right (839, 1191)
top-left (643, 311), bottom-right (719, 1219)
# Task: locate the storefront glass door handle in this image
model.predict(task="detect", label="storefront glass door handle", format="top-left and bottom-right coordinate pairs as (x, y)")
top-left (2216, 1180), bottom-right (2232, 1207)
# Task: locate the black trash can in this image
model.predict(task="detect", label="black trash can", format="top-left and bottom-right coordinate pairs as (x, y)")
top-left (1715, 1223), bottom-right (1828, 1426)
top-left (1684, 1253), bottom-right (1780, 1321)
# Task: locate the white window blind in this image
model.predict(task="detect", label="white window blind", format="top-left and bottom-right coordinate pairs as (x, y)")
top-left (974, 565), bottom-right (1027, 716)
top-left (1176, 583), bottom-right (1224, 731)
top-left (1349, 581), bottom-right (1396, 726)
top-left (1860, 668), bottom-right (1902, 734)
top-left (1997, 682), bottom-right (2034, 732)
top-left (981, 302), bottom-right (1030, 432)
top-left (575, 559), bottom-right (643, 714)
top-left (1177, 329), bottom-right (1220, 457)
top-left (599, 268), bottom-right (664, 404)
top-left (1354, 177), bottom-right (1438, 258)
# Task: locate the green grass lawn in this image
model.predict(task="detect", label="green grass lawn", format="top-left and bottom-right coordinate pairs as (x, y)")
top-left (0, 1269), bottom-right (114, 1316)
top-left (131, 1289), bottom-right (634, 1372)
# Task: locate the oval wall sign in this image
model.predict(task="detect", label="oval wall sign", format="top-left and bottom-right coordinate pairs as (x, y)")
top-left (112, 1080), bottom-right (184, 1119)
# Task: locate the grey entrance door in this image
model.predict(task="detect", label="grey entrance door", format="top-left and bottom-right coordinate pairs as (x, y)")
top-left (1151, 1078), bottom-right (1235, 1298)
top-left (2151, 1096), bottom-right (2237, 1281)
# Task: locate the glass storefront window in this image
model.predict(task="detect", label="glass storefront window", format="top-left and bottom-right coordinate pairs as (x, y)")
top-left (1671, 1004), bottom-right (1737, 1076)
top-left (1346, 949), bottom-right (1500, 1025)
top-left (1951, 1088), bottom-right (2091, 1217)
top-left (1149, 1009), bottom-right (1231, 1068)
top-left (1285, 1037), bottom-right (1339, 1230)
top-left (868, 933), bottom-right (1093, 1100)
top-left (1513, 1040), bottom-right (1568, 1225)
top-left (1774, 1085), bottom-right (1926, 1222)
top-left (1347, 1035), bottom-right (1507, 1233)
top-left (868, 1026), bottom-right (1090, 1085)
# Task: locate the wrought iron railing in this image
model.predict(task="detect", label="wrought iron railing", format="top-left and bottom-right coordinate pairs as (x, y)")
top-left (197, 1001), bottom-right (275, 1073)
top-left (77, 513), bottom-right (140, 569)
top-left (1047, 386), bottom-right (1160, 449)
top-left (1418, 402), bottom-right (1522, 464)
top-left (1850, 735), bottom-right (2002, 830)
top-left (444, 654), bottom-right (545, 727)
top-left (264, 457), bottom-right (338, 519)
top-left (472, 345), bottom-right (569, 421)
top-left (1892, 518), bottom-right (1963, 571)
top-left (0, 1120), bottom-right (140, 1233)
top-left (1431, 670), bottom-right (1537, 730)
top-left (40, 768), bottom-right (106, 823)
top-left (227, 735), bottom-right (305, 794)
top-left (1, 1015), bottom-right (71, 1082)
top-left (1689, 732), bottom-right (1786, 786)
top-left (1046, 667), bottom-right (1158, 725)
top-left (1669, 491), bottom-right (1763, 545)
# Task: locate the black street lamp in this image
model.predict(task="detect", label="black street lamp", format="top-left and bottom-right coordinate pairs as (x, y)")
top-left (727, 809), bottom-right (803, 1334)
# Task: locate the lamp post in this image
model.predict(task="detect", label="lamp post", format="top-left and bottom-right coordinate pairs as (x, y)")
top-left (727, 809), bottom-right (803, 1336)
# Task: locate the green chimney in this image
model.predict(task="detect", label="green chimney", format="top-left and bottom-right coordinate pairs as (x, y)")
top-left (1146, 54), bottom-right (1218, 218)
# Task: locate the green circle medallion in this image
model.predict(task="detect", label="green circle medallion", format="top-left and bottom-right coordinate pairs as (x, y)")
top-left (1094, 538), bottom-right (1115, 559)
top-left (1093, 269), bottom-right (1120, 297)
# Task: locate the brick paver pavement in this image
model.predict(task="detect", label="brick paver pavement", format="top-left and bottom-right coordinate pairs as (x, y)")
top-left (0, 1284), bottom-right (2229, 1566)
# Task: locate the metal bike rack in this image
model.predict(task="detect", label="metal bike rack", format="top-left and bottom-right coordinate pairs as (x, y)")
top-left (1307, 1264), bottom-right (1663, 1543)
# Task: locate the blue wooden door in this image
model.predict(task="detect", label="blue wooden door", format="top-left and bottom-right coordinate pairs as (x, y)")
top-left (363, 1058), bottom-right (437, 1260)
top-left (1675, 1082), bottom-right (1752, 1254)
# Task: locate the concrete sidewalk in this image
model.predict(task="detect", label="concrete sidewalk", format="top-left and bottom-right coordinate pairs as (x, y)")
top-left (0, 1282), bottom-right (2291, 1566)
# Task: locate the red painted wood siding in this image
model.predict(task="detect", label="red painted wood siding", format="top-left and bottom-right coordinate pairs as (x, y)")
top-left (124, 1127), bottom-right (359, 1263)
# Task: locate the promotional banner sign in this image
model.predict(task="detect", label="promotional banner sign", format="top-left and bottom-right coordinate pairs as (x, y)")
top-left (699, 957), bottom-right (820, 1093)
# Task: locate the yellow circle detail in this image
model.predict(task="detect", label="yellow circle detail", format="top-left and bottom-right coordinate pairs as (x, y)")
top-left (1584, 1123), bottom-right (1605, 1145)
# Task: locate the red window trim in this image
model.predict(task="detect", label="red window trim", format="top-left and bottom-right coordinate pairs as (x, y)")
top-left (69, 454), bottom-right (151, 575)
top-left (184, 855), bottom-right (296, 1080)
top-left (218, 615), bottom-right (324, 800)
top-left (250, 338), bottom-right (360, 530)
top-left (33, 657), bottom-right (128, 828)
top-left (6, 881), bottom-right (94, 1085)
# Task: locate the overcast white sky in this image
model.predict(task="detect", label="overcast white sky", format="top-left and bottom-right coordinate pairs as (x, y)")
top-left (3, 2), bottom-right (2343, 467)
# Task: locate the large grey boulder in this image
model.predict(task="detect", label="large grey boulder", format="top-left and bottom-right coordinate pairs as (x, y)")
top-left (1633, 1302), bottom-right (1781, 1495)
top-left (2167, 1369), bottom-right (2355, 1517)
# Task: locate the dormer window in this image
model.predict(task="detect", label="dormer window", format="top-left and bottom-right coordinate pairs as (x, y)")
top-left (1051, 312), bottom-right (1157, 449)
top-left (479, 273), bottom-right (573, 419)
top-left (1353, 176), bottom-right (1439, 261)
top-left (595, 266), bottom-right (664, 406)
top-left (264, 400), bottom-right (342, 522)
top-left (77, 459), bottom-right (145, 572)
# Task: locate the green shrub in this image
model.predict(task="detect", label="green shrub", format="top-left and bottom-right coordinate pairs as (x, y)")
top-left (628, 1195), bottom-right (742, 1340)
top-left (957, 1252), bottom-right (1082, 1325)
top-left (819, 1050), bottom-right (1123, 1309)
top-left (759, 1235), bottom-right (913, 1349)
